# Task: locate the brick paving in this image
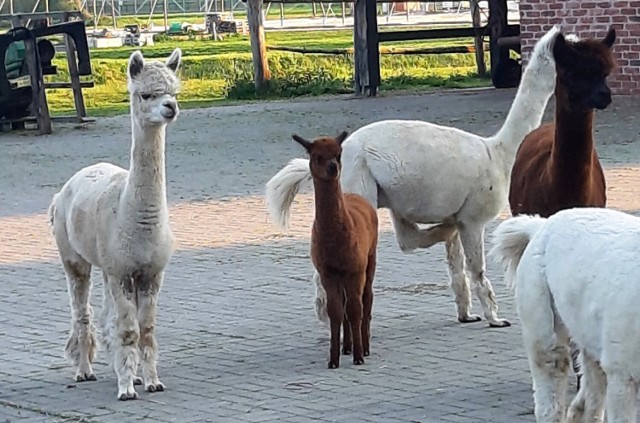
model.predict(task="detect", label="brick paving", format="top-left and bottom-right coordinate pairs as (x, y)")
top-left (1, 89), bottom-right (639, 422)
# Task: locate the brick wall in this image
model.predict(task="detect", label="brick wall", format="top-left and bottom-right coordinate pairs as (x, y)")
top-left (519, 0), bottom-right (640, 95)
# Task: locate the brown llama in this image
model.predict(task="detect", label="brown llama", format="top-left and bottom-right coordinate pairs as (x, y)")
top-left (266, 131), bottom-right (379, 369)
top-left (507, 27), bottom-right (617, 391)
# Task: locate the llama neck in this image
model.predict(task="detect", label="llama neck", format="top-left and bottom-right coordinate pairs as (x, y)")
top-left (550, 99), bottom-right (596, 177)
top-left (123, 118), bottom-right (168, 217)
top-left (312, 177), bottom-right (350, 236)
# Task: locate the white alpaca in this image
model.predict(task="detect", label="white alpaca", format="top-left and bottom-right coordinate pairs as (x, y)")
top-left (266, 27), bottom-right (560, 328)
top-left (491, 208), bottom-right (640, 423)
top-left (48, 48), bottom-right (181, 401)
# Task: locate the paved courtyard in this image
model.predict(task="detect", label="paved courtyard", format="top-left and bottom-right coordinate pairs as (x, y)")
top-left (1, 89), bottom-right (639, 423)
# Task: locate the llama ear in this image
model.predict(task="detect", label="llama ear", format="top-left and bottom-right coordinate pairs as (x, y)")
top-left (335, 130), bottom-right (349, 145)
top-left (292, 134), bottom-right (313, 152)
top-left (128, 51), bottom-right (144, 80)
top-left (602, 28), bottom-right (616, 48)
top-left (166, 48), bottom-right (182, 73)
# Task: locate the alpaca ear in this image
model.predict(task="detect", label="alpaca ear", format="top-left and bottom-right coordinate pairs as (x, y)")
top-left (335, 130), bottom-right (349, 145)
top-left (602, 28), bottom-right (616, 48)
top-left (292, 134), bottom-right (313, 152)
top-left (552, 33), bottom-right (572, 67)
top-left (128, 50), bottom-right (144, 80)
top-left (166, 48), bottom-right (182, 73)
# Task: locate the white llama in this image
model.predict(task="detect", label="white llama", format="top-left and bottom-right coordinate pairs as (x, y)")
top-left (48, 48), bottom-right (181, 401)
top-left (266, 27), bottom-right (560, 328)
top-left (490, 208), bottom-right (640, 423)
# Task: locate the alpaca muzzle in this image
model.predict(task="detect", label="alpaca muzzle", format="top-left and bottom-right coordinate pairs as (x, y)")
top-left (161, 101), bottom-right (179, 119)
top-left (591, 85), bottom-right (612, 110)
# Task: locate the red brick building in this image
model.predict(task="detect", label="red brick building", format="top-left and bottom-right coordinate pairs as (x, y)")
top-left (519, 0), bottom-right (640, 95)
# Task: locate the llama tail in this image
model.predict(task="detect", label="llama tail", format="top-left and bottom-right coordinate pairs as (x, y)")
top-left (495, 25), bottom-right (560, 147)
top-left (489, 215), bottom-right (547, 291)
top-left (265, 158), bottom-right (312, 230)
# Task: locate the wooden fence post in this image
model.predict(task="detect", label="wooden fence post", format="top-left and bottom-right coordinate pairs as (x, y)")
top-left (247, 0), bottom-right (271, 93)
top-left (24, 35), bottom-right (52, 135)
top-left (353, 0), bottom-right (379, 96)
top-left (488, 0), bottom-right (511, 86)
top-left (470, 0), bottom-right (486, 77)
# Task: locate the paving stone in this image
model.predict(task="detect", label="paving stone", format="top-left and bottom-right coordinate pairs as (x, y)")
top-left (1, 91), bottom-right (639, 422)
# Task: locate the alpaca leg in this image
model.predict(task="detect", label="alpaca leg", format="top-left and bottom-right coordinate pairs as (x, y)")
top-left (346, 275), bottom-right (366, 366)
top-left (342, 285), bottom-right (351, 355)
top-left (62, 258), bottom-right (97, 382)
top-left (137, 273), bottom-right (164, 393)
top-left (361, 252), bottom-right (375, 357)
top-left (566, 351), bottom-right (606, 423)
top-left (342, 311), bottom-right (352, 355)
top-left (99, 272), bottom-right (116, 354)
top-left (325, 283), bottom-right (344, 369)
top-left (390, 212), bottom-right (456, 253)
top-left (108, 276), bottom-right (140, 401)
top-left (99, 273), bottom-right (142, 387)
top-left (457, 225), bottom-right (510, 327)
top-left (569, 341), bottom-right (583, 391)
top-left (527, 344), bottom-right (571, 423)
top-left (312, 270), bottom-right (329, 327)
top-left (517, 265), bottom-right (570, 422)
top-left (604, 373), bottom-right (637, 423)
top-left (445, 233), bottom-right (479, 323)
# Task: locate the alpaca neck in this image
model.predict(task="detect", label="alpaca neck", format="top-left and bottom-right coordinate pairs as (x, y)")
top-left (123, 117), bottom-right (168, 221)
top-left (490, 59), bottom-right (555, 169)
top-left (312, 177), bottom-right (350, 239)
top-left (550, 97), bottom-right (596, 179)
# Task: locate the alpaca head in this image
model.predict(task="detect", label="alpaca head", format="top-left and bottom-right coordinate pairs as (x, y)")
top-left (553, 27), bottom-right (616, 111)
top-left (127, 48), bottom-right (182, 127)
top-left (292, 131), bottom-right (349, 181)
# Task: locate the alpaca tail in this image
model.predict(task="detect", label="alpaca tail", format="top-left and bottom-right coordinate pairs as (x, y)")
top-left (265, 158), bottom-right (312, 230)
top-left (313, 270), bottom-right (330, 328)
top-left (489, 215), bottom-right (547, 291)
top-left (496, 25), bottom-right (560, 144)
top-left (47, 193), bottom-right (60, 234)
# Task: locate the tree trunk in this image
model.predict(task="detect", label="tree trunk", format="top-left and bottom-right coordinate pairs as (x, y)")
top-left (247, 0), bottom-right (271, 93)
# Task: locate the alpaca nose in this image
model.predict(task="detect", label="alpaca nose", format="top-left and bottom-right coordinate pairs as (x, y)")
top-left (591, 85), bottom-right (612, 110)
top-left (162, 100), bottom-right (178, 118)
top-left (327, 160), bottom-right (338, 177)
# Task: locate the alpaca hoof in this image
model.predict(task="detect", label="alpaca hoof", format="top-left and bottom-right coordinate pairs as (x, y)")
top-left (328, 361), bottom-right (339, 369)
top-left (117, 390), bottom-right (138, 401)
top-left (146, 382), bottom-right (165, 393)
top-left (342, 347), bottom-right (352, 355)
top-left (458, 315), bottom-right (482, 323)
top-left (354, 357), bottom-right (365, 365)
top-left (364, 350), bottom-right (370, 357)
top-left (76, 373), bottom-right (97, 382)
top-left (133, 377), bottom-right (143, 386)
top-left (489, 319), bottom-right (511, 328)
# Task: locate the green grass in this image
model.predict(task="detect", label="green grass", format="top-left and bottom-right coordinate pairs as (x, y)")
top-left (88, 29), bottom-right (477, 60)
top-left (45, 28), bottom-right (492, 116)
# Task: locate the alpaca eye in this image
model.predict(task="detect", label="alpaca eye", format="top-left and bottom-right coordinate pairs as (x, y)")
top-left (140, 93), bottom-right (152, 100)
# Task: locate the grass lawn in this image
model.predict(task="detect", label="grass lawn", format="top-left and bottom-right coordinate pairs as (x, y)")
top-left (45, 27), bottom-right (493, 116)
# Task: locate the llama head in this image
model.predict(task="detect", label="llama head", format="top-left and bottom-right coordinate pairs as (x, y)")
top-left (292, 131), bottom-right (349, 181)
top-left (127, 48), bottom-right (182, 126)
top-left (553, 27), bottom-right (616, 111)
